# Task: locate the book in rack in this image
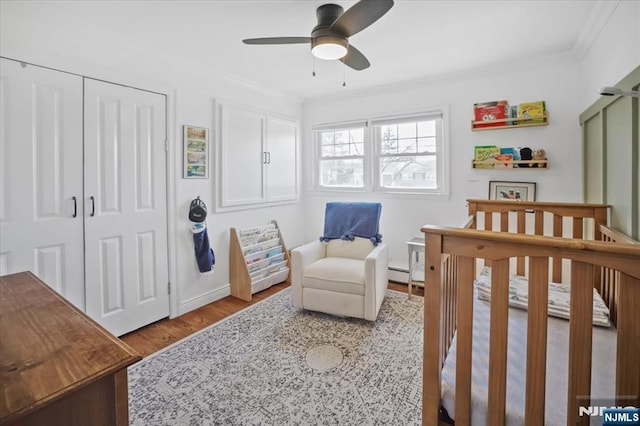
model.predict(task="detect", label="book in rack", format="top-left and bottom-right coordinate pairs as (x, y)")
top-left (230, 220), bottom-right (290, 301)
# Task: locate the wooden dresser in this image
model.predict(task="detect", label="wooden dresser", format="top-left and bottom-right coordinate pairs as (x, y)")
top-left (0, 272), bottom-right (142, 426)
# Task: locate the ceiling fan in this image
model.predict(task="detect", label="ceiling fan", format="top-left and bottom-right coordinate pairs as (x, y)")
top-left (242, 0), bottom-right (394, 71)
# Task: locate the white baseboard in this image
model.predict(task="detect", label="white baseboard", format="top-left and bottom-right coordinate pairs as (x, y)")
top-left (388, 267), bottom-right (409, 284)
top-left (177, 267), bottom-right (409, 318)
top-left (177, 284), bottom-right (231, 317)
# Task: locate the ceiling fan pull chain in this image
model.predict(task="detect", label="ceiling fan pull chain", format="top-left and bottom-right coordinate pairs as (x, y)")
top-left (342, 61), bottom-right (346, 87)
top-left (312, 55), bottom-right (316, 77)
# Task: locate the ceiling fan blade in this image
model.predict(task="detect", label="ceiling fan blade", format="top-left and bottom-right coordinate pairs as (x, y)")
top-left (340, 44), bottom-right (370, 71)
top-left (330, 0), bottom-right (394, 38)
top-left (243, 37), bottom-right (312, 45)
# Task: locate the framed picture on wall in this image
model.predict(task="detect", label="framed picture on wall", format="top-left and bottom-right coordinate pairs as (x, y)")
top-left (183, 125), bottom-right (209, 179)
top-left (489, 181), bottom-right (536, 202)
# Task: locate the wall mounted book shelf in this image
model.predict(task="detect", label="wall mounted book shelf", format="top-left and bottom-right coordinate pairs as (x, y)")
top-left (471, 112), bottom-right (549, 131)
top-left (471, 159), bottom-right (550, 169)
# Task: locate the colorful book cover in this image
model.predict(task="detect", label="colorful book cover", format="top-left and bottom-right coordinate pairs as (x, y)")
top-left (473, 100), bottom-right (508, 128)
top-left (500, 147), bottom-right (519, 160)
top-left (518, 101), bottom-right (546, 123)
top-left (494, 153), bottom-right (513, 169)
top-left (474, 145), bottom-right (500, 168)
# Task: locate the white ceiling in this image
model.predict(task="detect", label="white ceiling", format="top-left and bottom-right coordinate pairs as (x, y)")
top-left (1, 0), bottom-right (603, 100)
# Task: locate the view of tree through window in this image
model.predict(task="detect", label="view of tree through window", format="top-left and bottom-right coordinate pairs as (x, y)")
top-left (318, 128), bottom-right (365, 187)
top-left (377, 120), bottom-right (438, 189)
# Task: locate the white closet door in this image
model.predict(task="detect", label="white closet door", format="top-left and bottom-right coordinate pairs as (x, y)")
top-left (220, 104), bottom-right (265, 206)
top-left (0, 59), bottom-right (85, 309)
top-left (84, 79), bottom-right (169, 336)
top-left (266, 116), bottom-right (298, 202)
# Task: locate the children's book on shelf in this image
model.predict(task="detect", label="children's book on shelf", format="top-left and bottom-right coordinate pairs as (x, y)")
top-left (508, 105), bottom-right (519, 125)
top-left (494, 153), bottom-right (514, 169)
top-left (500, 147), bottom-right (519, 160)
top-left (474, 145), bottom-right (501, 168)
top-left (473, 100), bottom-right (508, 128)
top-left (518, 101), bottom-right (546, 123)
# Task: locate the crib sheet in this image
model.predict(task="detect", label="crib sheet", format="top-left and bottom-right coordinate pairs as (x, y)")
top-left (440, 297), bottom-right (617, 425)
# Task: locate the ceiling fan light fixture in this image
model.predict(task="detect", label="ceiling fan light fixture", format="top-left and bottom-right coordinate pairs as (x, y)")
top-left (311, 36), bottom-right (348, 60)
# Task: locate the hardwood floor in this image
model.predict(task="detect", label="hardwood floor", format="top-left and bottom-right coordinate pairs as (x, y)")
top-left (121, 281), bottom-right (423, 358)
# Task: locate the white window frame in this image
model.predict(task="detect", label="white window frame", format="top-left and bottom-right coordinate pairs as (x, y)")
top-left (313, 120), bottom-right (369, 191)
top-left (312, 108), bottom-right (449, 196)
top-left (372, 111), bottom-right (445, 194)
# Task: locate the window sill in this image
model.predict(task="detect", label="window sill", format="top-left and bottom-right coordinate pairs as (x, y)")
top-left (307, 188), bottom-right (450, 200)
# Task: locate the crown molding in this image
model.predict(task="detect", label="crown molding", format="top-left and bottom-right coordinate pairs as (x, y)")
top-left (571, 0), bottom-right (620, 60)
top-left (303, 50), bottom-right (575, 106)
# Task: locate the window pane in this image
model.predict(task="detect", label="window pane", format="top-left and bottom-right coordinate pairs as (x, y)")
top-left (350, 128), bottom-right (364, 143)
top-left (335, 130), bottom-right (350, 146)
top-left (379, 155), bottom-right (437, 189)
top-left (319, 129), bottom-right (365, 158)
top-left (380, 125), bottom-right (398, 154)
top-left (398, 137), bottom-right (417, 153)
top-left (351, 142), bottom-right (364, 156)
top-left (321, 144), bottom-right (334, 157)
top-left (335, 143), bottom-right (350, 156)
top-left (321, 132), bottom-right (335, 145)
top-left (417, 137), bottom-right (436, 153)
top-left (320, 159), bottom-right (364, 187)
top-left (417, 120), bottom-right (435, 136)
top-left (398, 122), bottom-right (416, 139)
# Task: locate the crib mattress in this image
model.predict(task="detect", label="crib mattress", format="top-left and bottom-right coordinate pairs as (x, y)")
top-left (440, 297), bottom-right (617, 425)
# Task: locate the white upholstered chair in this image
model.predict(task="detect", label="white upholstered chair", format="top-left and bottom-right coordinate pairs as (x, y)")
top-left (291, 237), bottom-right (389, 321)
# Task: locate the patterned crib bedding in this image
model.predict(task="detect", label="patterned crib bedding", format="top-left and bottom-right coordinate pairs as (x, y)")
top-left (474, 266), bottom-right (611, 327)
top-left (441, 289), bottom-right (617, 425)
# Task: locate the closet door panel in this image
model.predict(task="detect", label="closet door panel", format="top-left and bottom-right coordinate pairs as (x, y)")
top-left (266, 116), bottom-right (298, 202)
top-left (605, 96), bottom-right (634, 236)
top-left (84, 79), bottom-right (169, 336)
top-left (0, 59), bottom-right (85, 309)
top-left (220, 104), bottom-right (265, 206)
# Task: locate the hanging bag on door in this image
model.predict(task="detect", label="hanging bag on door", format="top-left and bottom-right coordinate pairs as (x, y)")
top-left (189, 197), bottom-right (215, 273)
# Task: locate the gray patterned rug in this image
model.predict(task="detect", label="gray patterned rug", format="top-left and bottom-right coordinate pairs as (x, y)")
top-left (128, 288), bottom-right (424, 425)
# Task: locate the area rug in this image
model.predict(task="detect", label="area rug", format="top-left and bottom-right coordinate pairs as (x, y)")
top-left (128, 289), bottom-right (424, 425)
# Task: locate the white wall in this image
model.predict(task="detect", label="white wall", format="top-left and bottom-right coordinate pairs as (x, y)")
top-left (302, 56), bottom-right (583, 271)
top-left (0, 4), bottom-right (308, 317)
top-left (578, 0), bottom-right (640, 107)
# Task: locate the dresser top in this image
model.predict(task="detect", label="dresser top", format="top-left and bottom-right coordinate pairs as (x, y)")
top-left (0, 271), bottom-right (141, 423)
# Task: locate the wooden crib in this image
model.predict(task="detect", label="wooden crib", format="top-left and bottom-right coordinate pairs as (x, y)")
top-left (421, 199), bottom-right (640, 425)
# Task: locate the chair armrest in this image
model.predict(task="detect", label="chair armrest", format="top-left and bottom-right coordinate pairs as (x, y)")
top-left (364, 243), bottom-right (389, 320)
top-left (290, 240), bottom-right (326, 308)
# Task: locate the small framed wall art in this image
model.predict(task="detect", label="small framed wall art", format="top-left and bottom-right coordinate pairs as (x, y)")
top-left (489, 181), bottom-right (536, 202)
top-left (183, 125), bottom-right (209, 179)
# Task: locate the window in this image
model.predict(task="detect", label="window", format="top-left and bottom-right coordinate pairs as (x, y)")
top-left (316, 124), bottom-right (366, 188)
top-left (314, 111), bottom-right (446, 194)
top-left (373, 113), bottom-right (442, 191)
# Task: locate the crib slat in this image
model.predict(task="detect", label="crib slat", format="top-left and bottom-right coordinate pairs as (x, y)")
top-left (525, 257), bottom-right (549, 426)
top-left (616, 273), bottom-right (640, 406)
top-left (423, 233), bottom-right (443, 425)
top-left (454, 256), bottom-right (475, 425)
top-left (567, 261), bottom-right (594, 426)
top-left (487, 258), bottom-right (509, 426)
top-left (500, 211), bottom-right (508, 232)
top-left (534, 210), bottom-right (544, 235)
top-left (552, 214), bottom-right (563, 282)
top-left (485, 211), bottom-right (493, 231)
top-left (516, 210), bottom-right (526, 275)
top-left (573, 217), bottom-right (584, 239)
